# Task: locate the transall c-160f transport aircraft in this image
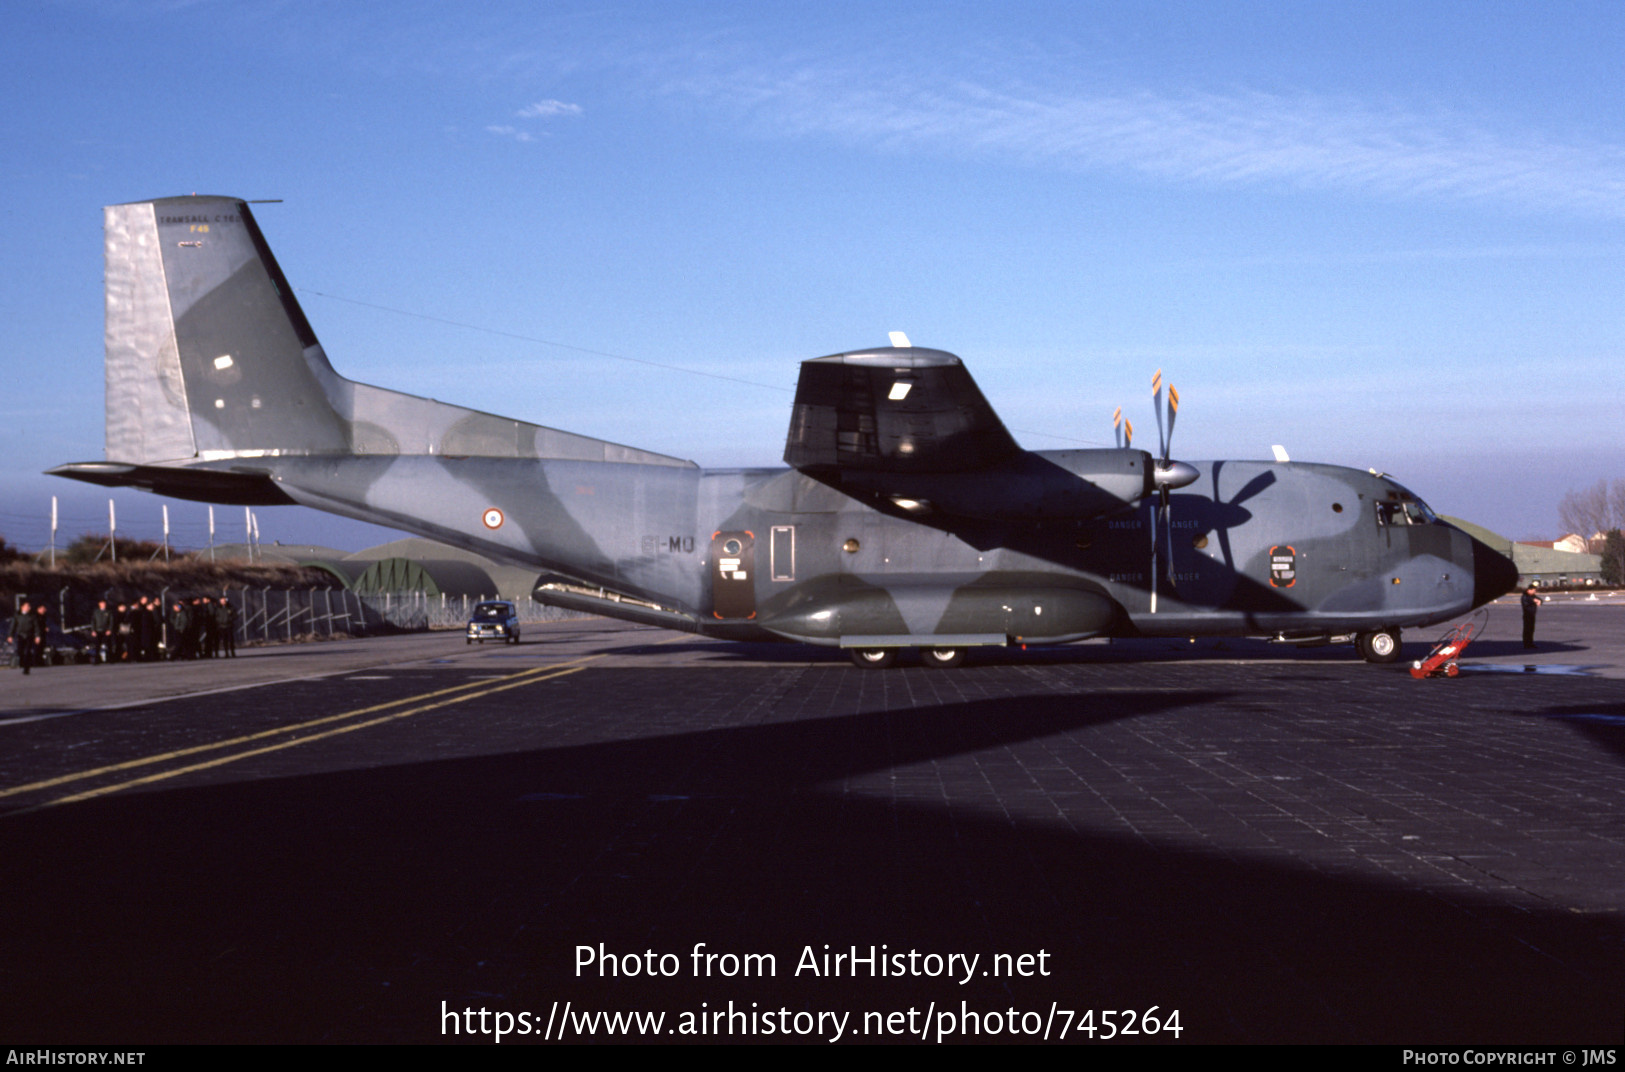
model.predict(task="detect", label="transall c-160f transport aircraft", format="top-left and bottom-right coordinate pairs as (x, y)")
top-left (51, 197), bottom-right (1519, 668)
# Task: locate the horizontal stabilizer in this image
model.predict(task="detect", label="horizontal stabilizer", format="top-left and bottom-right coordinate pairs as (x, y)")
top-left (47, 461), bottom-right (296, 505)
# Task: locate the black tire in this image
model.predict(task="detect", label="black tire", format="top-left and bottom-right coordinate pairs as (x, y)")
top-left (848, 647), bottom-right (897, 669)
top-left (1357, 628), bottom-right (1403, 664)
top-left (920, 647), bottom-right (965, 669)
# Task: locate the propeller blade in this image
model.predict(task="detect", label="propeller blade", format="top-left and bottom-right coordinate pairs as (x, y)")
top-left (1112, 406), bottom-right (1123, 450)
top-left (1152, 377), bottom-right (1185, 596)
top-left (1148, 377), bottom-right (1193, 489)
top-left (1151, 369), bottom-right (1165, 460)
top-left (1165, 384), bottom-right (1179, 464)
top-left (1162, 480), bottom-right (1176, 582)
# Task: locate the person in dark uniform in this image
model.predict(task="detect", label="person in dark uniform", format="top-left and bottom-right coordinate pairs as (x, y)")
top-left (114, 601), bottom-right (131, 662)
top-left (32, 602), bottom-right (49, 668)
top-left (149, 597), bottom-right (163, 661)
top-left (1521, 585), bottom-right (1543, 649)
top-left (169, 600), bottom-right (192, 660)
top-left (198, 596), bottom-right (217, 658)
top-left (215, 596), bottom-right (237, 658)
top-left (190, 597), bottom-right (209, 659)
top-left (11, 598), bottom-right (43, 674)
top-left (91, 600), bottom-right (113, 664)
top-left (136, 597), bottom-right (158, 661)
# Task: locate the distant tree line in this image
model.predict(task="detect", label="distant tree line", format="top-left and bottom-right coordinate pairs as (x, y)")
top-left (0, 532), bottom-right (170, 566)
top-left (57, 533), bottom-right (170, 565)
top-left (1558, 479), bottom-right (1625, 586)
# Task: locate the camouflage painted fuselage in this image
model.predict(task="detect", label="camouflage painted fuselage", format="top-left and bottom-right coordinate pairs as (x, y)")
top-left (166, 452), bottom-right (1502, 646)
top-left (52, 196), bottom-right (1517, 653)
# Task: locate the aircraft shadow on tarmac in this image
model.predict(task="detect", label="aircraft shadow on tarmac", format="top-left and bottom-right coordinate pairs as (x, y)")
top-left (1, 687), bottom-right (1621, 1044)
top-left (1539, 702), bottom-right (1625, 764)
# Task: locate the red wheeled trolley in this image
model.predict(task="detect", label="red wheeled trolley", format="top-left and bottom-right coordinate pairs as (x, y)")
top-left (1410, 620), bottom-right (1478, 679)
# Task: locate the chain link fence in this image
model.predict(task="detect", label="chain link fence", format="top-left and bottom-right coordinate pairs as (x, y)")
top-left (229, 589), bottom-right (584, 641)
top-left (9, 589), bottom-right (587, 662)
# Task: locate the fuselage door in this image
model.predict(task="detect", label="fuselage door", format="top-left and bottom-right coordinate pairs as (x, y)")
top-left (770, 525), bottom-right (795, 582)
top-left (711, 530), bottom-right (756, 619)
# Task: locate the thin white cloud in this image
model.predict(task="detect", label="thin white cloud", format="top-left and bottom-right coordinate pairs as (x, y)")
top-left (659, 61), bottom-right (1625, 218)
top-left (485, 99), bottom-right (580, 144)
top-left (486, 124), bottom-right (534, 142)
top-left (518, 99), bottom-right (583, 119)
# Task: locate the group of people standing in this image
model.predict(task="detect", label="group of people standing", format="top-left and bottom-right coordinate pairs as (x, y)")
top-left (89, 596), bottom-right (239, 663)
top-left (8, 594), bottom-right (239, 672)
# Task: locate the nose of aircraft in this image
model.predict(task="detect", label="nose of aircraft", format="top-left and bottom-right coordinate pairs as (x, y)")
top-left (1469, 535), bottom-right (1520, 609)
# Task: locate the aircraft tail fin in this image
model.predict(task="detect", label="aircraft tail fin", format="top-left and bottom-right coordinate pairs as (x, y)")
top-left (96, 196), bottom-right (693, 471)
top-left (104, 196), bottom-right (349, 464)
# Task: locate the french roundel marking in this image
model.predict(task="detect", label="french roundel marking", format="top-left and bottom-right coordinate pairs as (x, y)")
top-left (483, 508), bottom-right (504, 530)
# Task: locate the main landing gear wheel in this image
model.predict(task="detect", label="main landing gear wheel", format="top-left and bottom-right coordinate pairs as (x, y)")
top-left (920, 647), bottom-right (965, 669)
top-left (848, 647), bottom-right (897, 669)
top-left (1356, 627), bottom-right (1402, 664)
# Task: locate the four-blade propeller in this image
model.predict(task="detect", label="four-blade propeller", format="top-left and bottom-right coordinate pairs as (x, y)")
top-left (1114, 370), bottom-right (1199, 612)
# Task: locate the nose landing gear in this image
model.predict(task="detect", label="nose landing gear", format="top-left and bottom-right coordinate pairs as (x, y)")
top-left (1356, 627), bottom-right (1402, 664)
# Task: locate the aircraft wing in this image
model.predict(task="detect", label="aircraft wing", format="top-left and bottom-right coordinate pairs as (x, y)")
top-left (783, 349), bottom-right (1022, 474)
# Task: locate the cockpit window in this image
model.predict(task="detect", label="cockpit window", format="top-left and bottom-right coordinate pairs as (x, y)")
top-left (1403, 500), bottom-right (1437, 524)
top-left (1375, 486), bottom-right (1440, 526)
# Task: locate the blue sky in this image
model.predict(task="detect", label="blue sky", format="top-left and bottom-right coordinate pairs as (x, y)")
top-left (3, 0), bottom-right (1622, 549)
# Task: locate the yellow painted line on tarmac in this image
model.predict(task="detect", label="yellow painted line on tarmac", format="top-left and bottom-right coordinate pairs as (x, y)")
top-left (0, 657), bottom-right (602, 805)
top-left (16, 662), bottom-right (594, 814)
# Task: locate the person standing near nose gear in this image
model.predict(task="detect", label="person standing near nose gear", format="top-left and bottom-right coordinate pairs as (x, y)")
top-left (1521, 585), bottom-right (1543, 650)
